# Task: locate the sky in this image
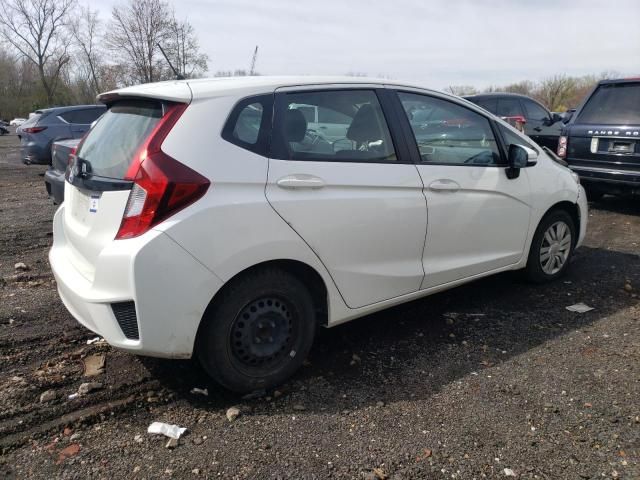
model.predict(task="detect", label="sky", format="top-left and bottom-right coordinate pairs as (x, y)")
top-left (85, 0), bottom-right (640, 90)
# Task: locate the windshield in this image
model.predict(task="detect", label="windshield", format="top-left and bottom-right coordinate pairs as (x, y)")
top-left (76, 100), bottom-right (162, 179)
top-left (577, 82), bottom-right (640, 125)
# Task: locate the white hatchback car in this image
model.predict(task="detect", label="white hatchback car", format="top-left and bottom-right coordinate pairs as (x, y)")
top-left (50, 77), bottom-right (587, 393)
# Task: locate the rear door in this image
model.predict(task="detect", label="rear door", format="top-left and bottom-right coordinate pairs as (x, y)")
top-left (393, 89), bottom-right (532, 288)
top-left (265, 87), bottom-right (427, 309)
top-left (62, 100), bottom-right (164, 280)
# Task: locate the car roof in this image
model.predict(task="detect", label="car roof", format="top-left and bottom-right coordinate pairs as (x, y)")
top-left (98, 75), bottom-right (460, 104)
top-left (464, 92), bottom-right (534, 100)
top-left (598, 77), bottom-right (640, 85)
top-left (37, 104), bottom-right (106, 114)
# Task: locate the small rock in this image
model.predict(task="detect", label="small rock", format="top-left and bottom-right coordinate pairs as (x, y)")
top-left (226, 407), bottom-right (241, 422)
top-left (504, 468), bottom-right (516, 477)
top-left (376, 401), bottom-right (385, 407)
top-left (133, 466), bottom-right (141, 473)
top-left (165, 438), bottom-right (179, 449)
top-left (193, 437), bottom-right (203, 445)
top-left (63, 427), bottom-right (73, 436)
top-left (192, 469), bottom-right (200, 475)
top-left (14, 262), bottom-right (29, 271)
top-left (423, 448), bottom-right (432, 458)
top-left (624, 283), bottom-right (632, 292)
top-left (134, 434), bottom-right (143, 443)
top-left (352, 353), bottom-right (361, 363)
top-left (70, 433), bottom-right (81, 441)
top-left (293, 404), bottom-right (306, 411)
top-left (40, 389), bottom-right (57, 403)
top-left (78, 382), bottom-right (103, 395)
top-left (273, 390), bottom-right (283, 398)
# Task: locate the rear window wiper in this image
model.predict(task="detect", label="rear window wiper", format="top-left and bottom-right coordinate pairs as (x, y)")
top-left (67, 156), bottom-right (133, 192)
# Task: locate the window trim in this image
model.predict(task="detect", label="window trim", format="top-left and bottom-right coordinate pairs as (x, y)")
top-left (269, 87), bottom-right (412, 164)
top-left (221, 94), bottom-right (274, 156)
top-left (390, 89), bottom-right (508, 167)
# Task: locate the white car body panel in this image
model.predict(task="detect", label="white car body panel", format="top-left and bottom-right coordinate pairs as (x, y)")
top-left (49, 76), bottom-right (588, 359)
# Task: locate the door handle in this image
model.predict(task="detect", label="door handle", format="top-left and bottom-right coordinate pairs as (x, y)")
top-left (429, 179), bottom-right (460, 192)
top-left (533, 127), bottom-right (542, 132)
top-left (276, 174), bottom-right (325, 189)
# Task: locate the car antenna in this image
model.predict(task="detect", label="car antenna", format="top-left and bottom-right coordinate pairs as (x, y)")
top-left (157, 42), bottom-right (185, 80)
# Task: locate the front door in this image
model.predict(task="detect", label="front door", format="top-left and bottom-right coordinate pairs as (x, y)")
top-left (265, 88), bottom-right (427, 308)
top-left (393, 90), bottom-right (532, 289)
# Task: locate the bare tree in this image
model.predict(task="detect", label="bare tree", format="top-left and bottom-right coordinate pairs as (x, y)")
top-left (107, 0), bottom-right (175, 84)
top-left (70, 6), bottom-right (103, 97)
top-left (535, 75), bottom-right (577, 111)
top-left (0, 0), bottom-right (75, 104)
top-left (445, 85), bottom-right (478, 96)
top-left (166, 16), bottom-right (208, 79)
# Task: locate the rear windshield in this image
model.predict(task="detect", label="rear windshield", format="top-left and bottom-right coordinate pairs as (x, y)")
top-left (76, 100), bottom-right (162, 179)
top-left (577, 82), bottom-right (640, 125)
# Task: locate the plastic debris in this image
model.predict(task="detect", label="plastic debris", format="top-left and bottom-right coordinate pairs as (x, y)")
top-left (566, 303), bottom-right (594, 313)
top-left (190, 387), bottom-right (208, 396)
top-left (86, 337), bottom-right (102, 345)
top-left (147, 422), bottom-right (187, 440)
top-left (68, 393), bottom-right (79, 400)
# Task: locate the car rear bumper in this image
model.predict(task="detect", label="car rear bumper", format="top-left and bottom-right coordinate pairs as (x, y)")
top-left (569, 164), bottom-right (640, 188)
top-left (49, 205), bottom-right (223, 358)
top-left (44, 168), bottom-right (65, 204)
top-left (21, 142), bottom-right (49, 165)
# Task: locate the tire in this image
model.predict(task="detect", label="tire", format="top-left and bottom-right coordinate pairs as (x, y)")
top-left (524, 209), bottom-right (576, 283)
top-left (197, 268), bottom-right (316, 393)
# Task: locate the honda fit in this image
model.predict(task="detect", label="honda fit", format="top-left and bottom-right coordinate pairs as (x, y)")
top-left (50, 77), bottom-right (588, 393)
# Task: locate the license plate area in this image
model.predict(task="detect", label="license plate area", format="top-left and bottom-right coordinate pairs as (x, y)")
top-left (594, 137), bottom-right (638, 155)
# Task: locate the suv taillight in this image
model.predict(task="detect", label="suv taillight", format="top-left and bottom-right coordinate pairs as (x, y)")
top-left (23, 126), bottom-right (47, 134)
top-left (557, 135), bottom-right (568, 158)
top-left (115, 103), bottom-right (209, 240)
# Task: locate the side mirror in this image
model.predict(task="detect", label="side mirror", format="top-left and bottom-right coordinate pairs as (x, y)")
top-left (551, 113), bottom-right (563, 124)
top-left (562, 111), bottom-right (574, 124)
top-left (507, 144), bottom-right (538, 179)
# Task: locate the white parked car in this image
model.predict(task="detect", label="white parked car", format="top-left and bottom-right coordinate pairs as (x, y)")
top-left (50, 77), bottom-right (588, 393)
top-left (9, 118), bottom-right (26, 126)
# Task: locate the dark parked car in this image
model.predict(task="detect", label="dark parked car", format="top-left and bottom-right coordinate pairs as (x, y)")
top-left (45, 138), bottom-right (80, 204)
top-left (19, 105), bottom-right (105, 165)
top-left (464, 93), bottom-right (564, 150)
top-left (559, 78), bottom-right (640, 199)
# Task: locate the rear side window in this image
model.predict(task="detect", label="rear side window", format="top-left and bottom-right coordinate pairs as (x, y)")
top-left (222, 94), bottom-right (273, 155)
top-left (497, 98), bottom-right (524, 117)
top-left (61, 107), bottom-right (105, 125)
top-left (577, 83), bottom-right (640, 124)
top-left (475, 98), bottom-right (498, 114)
top-left (76, 100), bottom-right (162, 179)
top-left (271, 89), bottom-right (397, 163)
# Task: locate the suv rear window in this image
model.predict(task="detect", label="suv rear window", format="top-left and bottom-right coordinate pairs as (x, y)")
top-left (577, 82), bottom-right (640, 124)
top-left (76, 100), bottom-right (162, 179)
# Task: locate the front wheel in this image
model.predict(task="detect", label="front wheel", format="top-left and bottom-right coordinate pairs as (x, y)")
top-left (524, 210), bottom-right (576, 283)
top-left (197, 268), bottom-right (316, 393)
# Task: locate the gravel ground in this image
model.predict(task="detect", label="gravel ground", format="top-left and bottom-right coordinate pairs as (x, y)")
top-left (0, 133), bottom-right (638, 479)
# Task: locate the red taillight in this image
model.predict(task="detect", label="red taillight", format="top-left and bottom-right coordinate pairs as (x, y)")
top-left (23, 126), bottom-right (47, 134)
top-left (115, 103), bottom-right (210, 240)
top-left (557, 135), bottom-right (568, 158)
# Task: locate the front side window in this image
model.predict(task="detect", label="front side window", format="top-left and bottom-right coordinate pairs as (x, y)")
top-left (498, 124), bottom-right (535, 151)
top-left (523, 100), bottom-right (550, 122)
top-left (497, 98), bottom-right (524, 117)
top-left (398, 92), bottom-right (502, 166)
top-left (272, 90), bottom-right (397, 163)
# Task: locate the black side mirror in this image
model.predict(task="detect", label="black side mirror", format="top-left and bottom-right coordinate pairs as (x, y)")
top-left (551, 113), bottom-right (563, 124)
top-left (506, 144), bottom-right (534, 179)
top-left (562, 111), bottom-right (574, 124)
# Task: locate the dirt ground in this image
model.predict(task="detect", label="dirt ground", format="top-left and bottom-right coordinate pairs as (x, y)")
top-left (0, 132), bottom-right (638, 480)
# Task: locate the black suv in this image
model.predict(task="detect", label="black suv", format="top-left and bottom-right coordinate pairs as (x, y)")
top-left (464, 93), bottom-right (564, 150)
top-left (559, 78), bottom-right (640, 199)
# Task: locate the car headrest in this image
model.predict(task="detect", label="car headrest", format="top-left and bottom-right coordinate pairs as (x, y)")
top-left (347, 104), bottom-right (381, 143)
top-left (284, 109), bottom-right (307, 143)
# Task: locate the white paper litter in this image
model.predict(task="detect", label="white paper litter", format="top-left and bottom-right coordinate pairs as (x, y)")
top-left (86, 336), bottom-right (102, 345)
top-left (565, 303), bottom-right (594, 313)
top-left (190, 387), bottom-right (208, 396)
top-left (147, 422), bottom-right (187, 440)
top-left (68, 393), bottom-right (79, 400)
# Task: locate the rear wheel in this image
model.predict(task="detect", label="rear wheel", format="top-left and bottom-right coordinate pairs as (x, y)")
top-left (525, 210), bottom-right (576, 283)
top-left (198, 268), bottom-right (316, 393)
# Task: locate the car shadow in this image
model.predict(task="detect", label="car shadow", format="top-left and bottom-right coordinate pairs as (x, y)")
top-left (589, 195), bottom-right (640, 216)
top-left (139, 245), bottom-right (640, 413)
